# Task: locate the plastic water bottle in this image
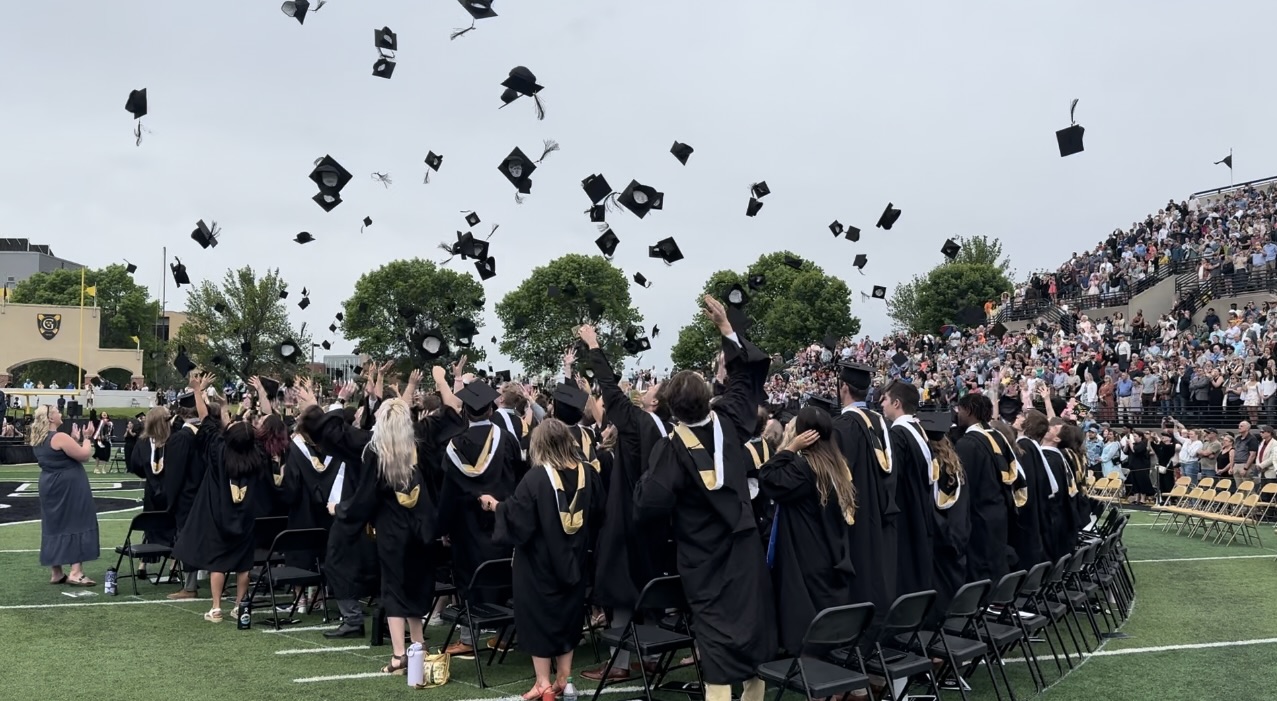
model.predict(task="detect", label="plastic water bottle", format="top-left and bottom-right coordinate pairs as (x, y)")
top-left (563, 677), bottom-right (578, 701)
top-left (104, 568), bottom-right (118, 596)
top-left (237, 600), bottom-right (252, 630)
top-left (406, 643), bottom-right (424, 687)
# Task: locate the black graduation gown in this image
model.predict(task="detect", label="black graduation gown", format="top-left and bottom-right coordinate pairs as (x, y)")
top-left (437, 420), bottom-right (521, 598)
top-left (171, 426), bottom-right (270, 573)
top-left (932, 466), bottom-right (971, 619)
top-left (889, 421), bottom-right (935, 597)
top-left (745, 438), bottom-right (777, 547)
top-left (265, 454), bottom-right (290, 517)
top-left (339, 446), bottom-right (437, 618)
top-left (305, 408), bottom-right (379, 600)
top-left (758, 449), bottom-right (854, 656)
top-left (1041, 448), bottom-right (1078, 560)
top-left (280, 438), bottom-right (341, 568)
top-left (494, 465), bottom-right (604, 657)
top-left (832, 406), bottom-right (898, 612)
top-left (162, 423), bottom-right (206, 532)
top-left (588, 346), bottom-right (675, 611)
top-left (955, 427), bottom-right (1012, 583)
top-left (128, 438), bottom-right (175, 551)
top-left (634, 335), bottom-right (776, 685)
top-left (493, 407), bottom-right (532, 462)
top-left (1012, 437), bottom-right (1049, 570)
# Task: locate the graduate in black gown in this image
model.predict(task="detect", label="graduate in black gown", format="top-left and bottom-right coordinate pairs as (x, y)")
top-left (258, 412), bottom-right (293, 517)
top-left (495, 384), bottom-right (534, 462)
top-left (745, 405), bottom-right (778, 546)
top-left (953, 394), bottom-right (1013, 583)
top-left (832, 361), bottom-right (899, 616)
top-left (127, 407), bottom-right (176, 573)
top-left (163, 396), bottom-right (211, 599)
top-left (880, 381), bottom-right (936, 597)
top-left (758, 406), bottom-right (856, 656)
top-left (1045, 419), bottom-right (1084, 556)
top-left (438, 376), bottom-right (523, 656)
top-left (634, 295), bottom-right (774, 701)
top-left (1010, 410), bottom-right (1051, 570)
top-left (925, 416), bottom-right (970, 618)
top-left (489, 418), bottom-right (605, 701)
top-left (171, 373), bottom-right (271, 623)
top-left (579, 324), bottom-right (675, 683)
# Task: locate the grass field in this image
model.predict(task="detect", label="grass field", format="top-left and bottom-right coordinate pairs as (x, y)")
top-left (2, 462), bottom-right (1275, 701)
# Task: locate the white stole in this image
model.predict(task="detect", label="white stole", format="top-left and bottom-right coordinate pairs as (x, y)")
top-left (496, 408), bottom-right (528, 460)
top-left (445, 420), bottom-right (503, 478)
top-left (292, 435), bottom-right (334, 472)
top-left (679, 413), bottom-right (725, 491)
top-left (1040, 445), bottom-right (1063, 496)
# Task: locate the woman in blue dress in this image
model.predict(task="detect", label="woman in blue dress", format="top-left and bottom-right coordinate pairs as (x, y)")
top-left (30, 404), bottom-right (100, 586)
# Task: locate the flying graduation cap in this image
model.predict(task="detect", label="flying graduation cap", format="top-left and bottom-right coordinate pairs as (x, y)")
top-left (124, 260), bottom-right (137, 274)
top-left (1056, 98), bottom-right (1084, 157)
top-left (595, 228), bottom-right (619, 257)
top-left (499, 66), bottom-right (546, 120)
top-left (876, 203), bottom-right (901, 230)
top-left (648, 237), bottom-right (683, 265)
top-left (361, 216), bottom-right (373, 233)
top-left (294, 231), bottom-right (314, 245)
top-left (281, 0), bottom-right (325, 25)
top-left (475, 256), bottom-right (497, 280)
top-left (310, 155), bottom-right (352, 211)
top-left (871, 286), bottom-right (887, 299)
top-left (498, 147), bottom-right (537, 201)
top-left (853, 254), bottom-right (868, 273)
top-left (423, 151), bottom-right (443, 183)
top-left (748, 274), bottom-right (766, 290)
top-left (124, 88), bottom-right (148, 146)
top-left (373, 27), bottom-right (398, 79)
top-left (670, 141), bottom-right (694, 165)
top-left (170, 258), bottom-right (190, 287)
top-left (746, 182), bottom-right (769, 217)
top-left (941, 238), bottom-right (961, 260)
top-left (581, 173), bottom-right (617, 206)
top-left (633, 272), bottom-right (652, 288)
top-left (618, 180), bottom-right (662, 219)
top-left (451, 0), bottom-right (497, 39)
top-left (191, 220), bottom-right (220, 249)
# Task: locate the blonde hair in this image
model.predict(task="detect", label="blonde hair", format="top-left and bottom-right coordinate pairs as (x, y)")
top-left (371, 398), bottom-right (416, 490)
top-left (530, 418), bottom-right (581, 470)
top-left (930, 435), bottom-right (965, 484)
top-left (27, 405), bottom-right (56, 446)
top-left (142, 407), bottom-right (171, 444)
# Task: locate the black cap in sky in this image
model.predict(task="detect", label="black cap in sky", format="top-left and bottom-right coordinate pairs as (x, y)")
top-left (633, 272), bottom-right (651, 288)
top-left (458, 380), bottom-right (499, 414)
top-left (844, 225), bottom-right (861, 242)
top-left (552, 382), bottom-right (589, 412)
top-left (213, 302), bottom-right (227, 314)
top-left (782, 255), bottom-right (803, 271)
top-left (872, 285), bottom-right (887, 299)
top-left (412, 327), bottom-right (448, 359)
top-left (989, 322), bottom-right (1008, 338)
top-left (174, 347), bottom-right (195, 378)
top-left (125, 88), bottom-right (147, 119)
top-left (877, 203), bottom-right (901, 230)
top-left (373, 57), bottom-right (396, 79)
top-left (475, 256), bottom-right (497, 280)
top-left (595, 228), bottom-right (619, 257)
top-left (745, 197), bottom-right (763, 217)
top-left (259, 377), bottom-right (281, 398)
top-left (170, 258), bottom-right (190, 287)
top-left (335, 312), bottom-right (344, 321)
top-left (618, 180), bottom-right (659, 219)
top-left (313, 192), bottom-right (342, 211)
top-left (281, 1), bottom-right (312, 24)
top-left (241, 340), bottom-right (252, 355)
top-left (751, 182), bottom-right (771, 199)
top-left (891, 351), bottom-right (908, 367)
top-left (498, 147), bottom-right (536, 191)
top-left (671, 141), bottom-right (694, 165)
top-left (277, 339), bottom-right (301, 363)
top-left (124, 260), bottom-right (137, 274)
top-left (362, 216), bottom-right (373, 230)
top-left (328, 323), bottom-right (337, 333)
top-left (495, 369), bottom-right (512, 384)
top-left (588, 204), bottom-right (606, 223)
top-left (375, 26), bottom-right (397, 52)
top-left (458, 0), bottom-right (498, 20)
top-left (853, 254), bottom-right (867, 271)
top-left (748, 273), bottom-right (766, 290)
top-left (310, 155), bottom-right (353, 195)
top-left (298, 296), bottom-right (311, 310)
top-left (829, 221), bottom-right (844, 237)
top-left (725, 283), bottom-right (748, 308)
top-left (191, 220), bottom-right (219, 249)
top-left (453, 317), bottom-right (478, 344)
top-left (941, 238), bottom-right (961, 260)
top-left (424, 151), bottom-right (443, 181)
top-left (955, 306), bottom-right (984, 326)
top-left (648, 237), bottom-right (683, 264)
top-left (623, 336), bottom-right (652, 355)
top-left (1057, 98), bottom-right (1085, 157)
top-left (582, 174), bottom-right (613, 204)
top-left (463, 211), bottom-right (481, 227)
top-left (500, 66), bottom-right (546, 120)
top-left (294, 231), bottom-right (315, 245)
top-left (279, 288), bottom-right (289, 299)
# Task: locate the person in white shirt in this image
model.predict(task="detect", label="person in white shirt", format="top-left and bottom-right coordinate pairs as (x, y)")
top-left (1255, 425), bottom-right (1277, 486)
top-left (1170, 421), bottom-right (1203, 485)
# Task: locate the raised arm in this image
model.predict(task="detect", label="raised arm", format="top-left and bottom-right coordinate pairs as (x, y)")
top-left (703, 295), bottom-right (769, 439)
top-left (579, 324), bottom-right (643, 431)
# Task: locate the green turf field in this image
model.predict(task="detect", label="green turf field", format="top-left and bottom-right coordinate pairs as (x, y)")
top-left (2, 462), bottom-right (1274, 701)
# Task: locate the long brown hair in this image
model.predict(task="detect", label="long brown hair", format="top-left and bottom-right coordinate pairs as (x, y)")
top-left (530, 418), bottom-right (581, 470)
top-left (793, 407), bottom-right (856, 524)
top-left (930, 435), bottom-right (965, 484)
top-left (142, 407), bottom-right (171, 444)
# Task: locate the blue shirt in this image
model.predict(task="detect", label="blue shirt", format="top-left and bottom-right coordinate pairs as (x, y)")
top-left (1117, 378), bottom-right (1134, 397)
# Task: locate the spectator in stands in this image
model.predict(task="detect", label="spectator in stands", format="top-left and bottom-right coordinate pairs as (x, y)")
top-left (1171, 420), bottom-right (1203, 485)
top-left (1198, 429), bottom-right (1221, 482)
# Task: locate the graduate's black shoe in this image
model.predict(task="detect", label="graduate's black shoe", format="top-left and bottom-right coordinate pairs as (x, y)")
top-left (324, 624), bottom-right (366, 639)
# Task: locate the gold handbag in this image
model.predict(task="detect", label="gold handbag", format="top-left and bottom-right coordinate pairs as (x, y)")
top-left (417, 648), bottom-right (450, 689)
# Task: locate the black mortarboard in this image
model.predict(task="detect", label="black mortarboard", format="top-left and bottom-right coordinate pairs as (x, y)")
top-left (725, 283), bottom-right (749, 308)
top-left (176, 391), bottom-right (196, 409)
top-left (670, 141), bottom-right (694, 165)
top-left (475, 256), bottom-right (497, 280)
top-left (998, 396), bottom-right (1022, 421)
top-left (582, 174), bottom-right (613, 204)
top-left (373, 57), bottom-right (396, 79)
top-left (652, 325), bottom-right (660, 337)
top-left (877, 203), bottom-right (901, 230)
top-left (328, 323), bottom-right (337, 333)
top-left (191, 220), bottom-right (219, 249)
top-left (918, 411), bottom-right (954, 440)
top-left (501, 66), bottom-right (544, 97)
top-left (321, 340), bottom-right (331, 350)
top-left (397, 305), bottom-right (418, 321)
top-left (259, 377), bottom-right (282, 398)
top-left (412, 328), bottom-right (448, 359)
top-left (495, 370), bottom-right (512, 384)
top-left (822, 333), bottom-right (838, 351)
top-left (279, 289), bottom-right (289, 299)
top-left (362, 216), bottom-right (373, 230)
top-left (174, 347), bottom-right (195, 377)
top-left (891, 351), bottom-right (908, 367)
top-left (751, 182), bottom-right (771, 199)
top-left (648, 237), bottom-right (683, 264)
top-left (806, 395), bottom-right (839, 417)
top-left (829, 221), bottom-right (843, 237)
top-left (748, 273), bottom-right (766, 290)
top-left (588, 204), bottom-right (606, 223)
top-left (872, 286), bottom-right (887, 299)
top-left (294, 231), bottom-right (314, 244)
top-left (458, 0), bottom-right (498, 20)
top-left (552, 382), bottom-right (589, 412)
top-left (310, 155), bottom-right (353, 195)
top-left (313, 192), bottom-right (342, 211)
top-left (844, 226), bottom-right (861, 242)
top-left (595, 229), bottom-right (619, 257)
top-left (619, 180), bottom-right (659, 219)
top-left (1057, 99), bottom-right (1085, 157)
top-left (213, 302), bottom-right (227, 314)
top-left (561, 282), bottom-right (578, 298)
top-left (941, 238), bottom-right (961, 260)
top-left (453, 317), bottom-right (478, 343)
top-left (623, 336), bottom-right (653, 355)
top-left (989, 322), bottom-right (1007, 339)
top-left (464, 211), bottom-right (481, 227)
top-left (745, 197), bottom-right (763, 217)
top-left (335, 312), bottom-right (344, 322)
top-left (125, 88), bottom-right (147, 119)
top-left (633, 272), bottom-right (651, 288)
top-left (853, 254), bottom-right (868, 271)
top-left (281, 0), bottom-right (311, 24)
top-left (425, 151), bottom-right (443, 172)
top-left (241, 340), bottom-right (252, 354)
top-left (277, 339), bottom-right (301, 362)
top-left (956, 306), bottom-right (985, 326)
top-left (170, 259), bottom-right (190, 286)
top-left (782, 255), bottom-right (803, 271)
top-left (375, 26), bottom-right (397, 52)
top-left (298, 297), bottom-right (311, 310)
top-left (457, 381), bottom-right (499, 414)
top-left (512, 314), bottom-right (528, 330)
top-left (837, 362), bottom-right (872, 391)
top-left (498, 147), bottom-right (536, 190)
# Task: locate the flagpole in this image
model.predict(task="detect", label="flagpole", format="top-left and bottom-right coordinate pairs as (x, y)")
top-left (1230, 148), bottom-right (1234, 186)
top-left (78, 267), bottom-right (86, 391)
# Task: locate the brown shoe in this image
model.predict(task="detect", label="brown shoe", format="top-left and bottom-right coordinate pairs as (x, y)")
top-left (581, 664), bottom-right (631, 682)
top-left (167, 590), bottom-right (197, 600)
top-left (445, 641), bottom-right (475, 656)
top-left (631, 660), bottom-right (660, 676)
top-left (485, 637), bottom-right (512, 652)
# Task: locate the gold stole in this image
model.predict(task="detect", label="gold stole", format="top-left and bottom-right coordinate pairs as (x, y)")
top-left (150, 441), bottom-right (164, 476)
top-left (980, 430), bottom-right (1028, 508)
top-left (547, 463), bottom-right (587, 534)
top-left (394, 449), bottom-right (422, 507)
top-left (452, 427), bottom-right (496, 475)
top-left (745, 440), bottom-right (771, 469)
top-left (673, 423), bottom-right (719, 490)
top-left (229, 482), bottom-right (248, 504)
top-left (272, 456), bottom-right (284, 487)
top-left (847, 408), bottom-right (891, 474)
top-left (577, 428), bottom-right (602, 473)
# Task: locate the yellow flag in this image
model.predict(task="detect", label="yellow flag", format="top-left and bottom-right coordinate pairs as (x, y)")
top-left (130, 335), bottom-right (140, 346)
top-left (84, 285), bottom-right (97, 297)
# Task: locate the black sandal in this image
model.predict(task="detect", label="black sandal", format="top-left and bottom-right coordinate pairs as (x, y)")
top-left (382, 654), bottom-right (408, 675)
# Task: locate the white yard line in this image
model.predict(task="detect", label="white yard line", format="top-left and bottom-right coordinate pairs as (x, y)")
top-left (0, 597), bottom-right (208, 610)
top-left (1005, 636), bottom-right (1277, 662)
top-left (0, 506), bottom-right (140, 527)
top-left (0, 546), bottom-right (113, 554)
top-left (1130, 553), bottom-right (1275, 564)
top-left (276, 644), bottom-right (368, 655)
top-left (261, 624), bottom-right (337, 634)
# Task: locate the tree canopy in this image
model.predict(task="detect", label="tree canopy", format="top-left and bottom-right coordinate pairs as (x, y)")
top-left (496, 254), bottom-right (643, 376)
top-left (340, 258), bottom-right (488, 374)
top-left (887, 235), bottom-right (1014, 333)
top-left (670, 251), bottom-right (860, 371)
top-left (173, 266), bottom-right (312, 381)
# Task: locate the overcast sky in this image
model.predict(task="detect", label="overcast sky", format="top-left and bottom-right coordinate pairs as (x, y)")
top-left (3, 0), bottom-right (1274, 374)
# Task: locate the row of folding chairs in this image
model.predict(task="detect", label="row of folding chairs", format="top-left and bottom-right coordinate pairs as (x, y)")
top-left (1151, 482), bottom-right (1276, 546)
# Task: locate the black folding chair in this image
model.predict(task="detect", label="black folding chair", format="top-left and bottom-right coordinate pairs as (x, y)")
top-left (439, 558), bottom-right (515, 689)
top-left (590, 576), bottom-right (699, 701)
top-left (251, 516), bottom-right (290, 568)
top-left (1009, 560), bottom-right (1066, 677)
top-left (1055, 544), bottom-right (1104, 644)
top-left (248, 528), bottom-right (330, 630)
top-left (856, 590), bottom-right (942, 701)
top-left (757, 603), bottom-right (876, 701)
top-left (112, 511), bottom-right (176, 595)
top-left (1022, 554), bottom-right (1083, 667)
top-left (904, 579), bottom-right (997, 701)
top-left (943, 571), bottom-right (1028, 701)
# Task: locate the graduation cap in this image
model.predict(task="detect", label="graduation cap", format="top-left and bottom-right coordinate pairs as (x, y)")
top-left (310, 155), bottom-right (353, 195)
top-left (457, 0), bottom-right (497, 20)
top-left (751, 182), bottom-right (771, 199)
top-left (748, 273), bottom-right (766, 290)
top-left (335, 312), bottom-right (344, 322)
top-left (241, 340), bottom-right (252, 355)
top-left (498, 147), bottom-right (536, 196)
top-left (623, 336), bottom-right (653, 355)
top-left (280, 0), bottom-right (320, 25)
top-left (619, 180), bottom-right (660, 219)
top-left (174, 347), bottom-right (195, 378)
top-left (955, 306), bottom-right (985, 327)
top-left (648, 237), bottom-right (683, 265)
top-left (125, 88), bottom-right (147, 119)
top-left (806, 395), bottom-right (840, 417)
top-left (361, 216), bottom-right (373, 232)
top-left (891, 351), bottom-right (909, 368)
top-left (588, 204), bottom-right (606, 223)
top-left (499, 66), bottom-right (546, 120)
top-left (423, 151), bottom-right (443, 183)
top-left (312, 192), bottom-right (342, 211)
top-left (191, 220), bottom-right (220, 249)
top-left (259, 377), bottom-right (282, 398)
top-left (552, 382), bottom-right (589, 413)
top-left (829, 221), bottom-right (844, 237)
top-left (871, 286), bottom-right (887, 299)
top-left (853, 254), bottom-right (868, 272)
top-left (375, 26), bottom-right (397, 52)
top-left (279, 289), bottom-right (289, 300)
top-left (495, 369), bottom-right (512, 384)
top-left (298, 296), bottom-right (311, 310)
top-left (989, 322), bottom-right (1007, 339)
top-left (124, 260), bottom-right (137, 274)
top-left (397, 305), bottom-right (419, 322)
top-left (453, 317), bottom-right (478, 345)
top-left (931, 238), bottom-right (962, 262)
top-left (725, 283), bottom-right (749, 308)
top-left (653, 325), bottom-right (660, 337)
top-left (561, 282), bottom-right (579, 298)
top-left (918, 411), bottom-right (954, 440)
top-left (176, 391), bottom-right (197, 409)
top-left (328, 323), bottom-right (337, 333)
top-left (213, 302), bottom-right (227, 315)
top-left (475, 256), bottom-right (497, 280)
top-left (457, 380), bottom-right (499, 414)
top-left (294, 231), bottom-right (315, 245)
top-left (998, 396), bottom-right (1022, 421)
top-left (372, 50), bottom-right (396, 79)
top-left (412, 328), bottom-right (448, 359)
top-left (782, 255), bottom-right (803, 271)
top-left (670, 141), bottom-right (694, 165)
top-left (595, 228), bottom-right (619, 257)
top-left (633, 272), bottom-right (652, 288)
top-left (1056, 99), bottom-right (1085, 158)
top-left (170, 258), bottom-right (190, 287)
top-left (844, 226), bottom-right (861, 242)
top-left (462, 211), bottom-right (481, 228)
top-left (277, 339), bottom-right (301, 363)
top-left (745, 197), bottom-right (763, 217)
top-left (582, 174), bottom-right (614, 205)
top-left (876, 203), bottom-right (901, 230)
top-left (512, 314), bottom-right (528, 330)
top-left (837, 361), bottom-right (872, 392)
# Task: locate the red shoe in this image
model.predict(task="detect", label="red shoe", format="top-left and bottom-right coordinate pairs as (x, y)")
top-left (522, 684), bottom-right (550, 701)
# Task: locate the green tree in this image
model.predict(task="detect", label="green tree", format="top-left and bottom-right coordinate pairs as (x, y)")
top-left (496, 254), bottom-right (643, 375)
top-left (885, 274), bottom-right (923, 333)
top-left (172, 266), bottom-right (311, 381)
top-left (670, 251), bottom-right (860, 371)
top-left (913, 262), bottom-right (1012, 333)
top-left (341, 258), bottom-right (488, 373)
top-left (10, 264), bottom-right (163, 386)
top-left (951, 234), bottom-right (1013, 276)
